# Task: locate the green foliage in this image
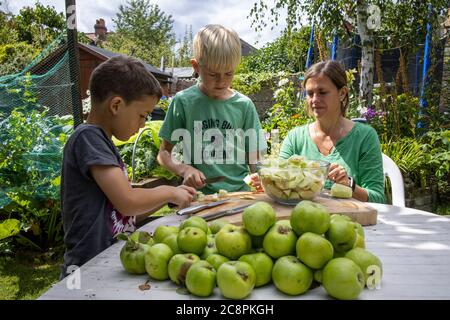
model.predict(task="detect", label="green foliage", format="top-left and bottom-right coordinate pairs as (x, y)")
top-left (232, 71), bottom-right (274, 96)
top-left (12, 1), bottom-right (65, 49)
top-left (105, 0), bottom-right (176, 67)
top-left (364, 92), bottom-right (422, 144)
top-left (0, 107), bottom-right (73, 250)
top-left (261, 73), bottom-right (311, 152)
top-left (381, 130), bottom-right (450, 201)
top-left (113, 121), bottom-right (176, 182)
top-left (0, 42), bottom-right (39, 76)
top-left (237, 27), bottom-right (311, 74)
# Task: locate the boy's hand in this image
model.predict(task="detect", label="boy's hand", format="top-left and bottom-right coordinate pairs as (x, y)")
top-left (171, 185), bottom-right (197, 208)
top-left (249, 173), bottom-right (264, 192)
top-left (181, 167), bottom-right (206, 189)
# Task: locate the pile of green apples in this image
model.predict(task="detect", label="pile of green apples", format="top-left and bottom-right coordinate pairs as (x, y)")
top-left (118, 200), bottom-right (383, 300)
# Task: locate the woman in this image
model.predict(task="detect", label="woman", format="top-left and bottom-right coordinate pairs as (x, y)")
top-left (255, 60), bottom-right (385, 203)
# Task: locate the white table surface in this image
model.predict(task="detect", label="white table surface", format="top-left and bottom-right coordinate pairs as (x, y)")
top-left (39, 203), bottom-right (450, 300)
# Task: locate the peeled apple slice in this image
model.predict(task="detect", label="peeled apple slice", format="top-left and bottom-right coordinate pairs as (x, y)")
top-left (331, 183), bottom-right (352, 198)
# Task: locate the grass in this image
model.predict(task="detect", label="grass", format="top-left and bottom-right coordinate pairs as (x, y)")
top-left (0, 248), bottom-right (63, 300)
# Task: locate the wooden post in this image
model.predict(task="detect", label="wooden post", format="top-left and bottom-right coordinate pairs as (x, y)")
top-left (65, 0), bottom-right (83, 128)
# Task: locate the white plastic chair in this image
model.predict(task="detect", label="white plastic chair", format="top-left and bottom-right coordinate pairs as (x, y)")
top-left (382, 153), bottom-right (406, 207)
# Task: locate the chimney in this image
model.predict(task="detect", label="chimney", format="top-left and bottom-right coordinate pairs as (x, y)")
top-left (94, 18), bottom-right (107, 41)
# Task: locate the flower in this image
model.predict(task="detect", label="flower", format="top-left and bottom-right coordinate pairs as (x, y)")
top-left (278, 78), bottom-right (289, 87)
top-left (273, 88), bottom-right (283, 99)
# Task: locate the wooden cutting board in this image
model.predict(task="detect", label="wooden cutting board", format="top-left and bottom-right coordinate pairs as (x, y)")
top-left (193, 191), bottom-right (377, 226)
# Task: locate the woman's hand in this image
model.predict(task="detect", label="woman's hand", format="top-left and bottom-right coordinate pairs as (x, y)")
top-left (327, 163), bottom-right (350, 186)
top-left (181, 166), bottom-right (206, 189)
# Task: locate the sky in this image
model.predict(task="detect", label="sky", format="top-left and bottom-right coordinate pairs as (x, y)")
top-left (3, 0), bottom-right (288, 49)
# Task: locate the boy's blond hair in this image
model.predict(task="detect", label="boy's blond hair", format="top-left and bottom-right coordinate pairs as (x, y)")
top-left (193, 24), bottom-right (241, 72)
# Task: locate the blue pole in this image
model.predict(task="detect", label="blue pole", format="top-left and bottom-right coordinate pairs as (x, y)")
top-left (305, 22), bottom-right (315, 69)
top-left (418, 4), bottom-right (432, 129)
top-left (331, 33), bottom-right (339, 60)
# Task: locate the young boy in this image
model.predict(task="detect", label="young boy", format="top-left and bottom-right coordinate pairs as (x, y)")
top-left (60, 56), bottom-right (196, 278)
top-left (158, 25), bottom-right (267, 194)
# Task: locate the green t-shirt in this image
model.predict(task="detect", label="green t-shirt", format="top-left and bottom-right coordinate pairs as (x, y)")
top-left (279, 122), bottom-right (385, 203)
top-left (159, 84), bottom-right (267, 194)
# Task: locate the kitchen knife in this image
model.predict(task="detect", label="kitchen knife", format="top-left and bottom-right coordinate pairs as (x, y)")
top-left (200, 204), bottom-right (252, 221)
top-left (176, 199), bottom-right (229, 216)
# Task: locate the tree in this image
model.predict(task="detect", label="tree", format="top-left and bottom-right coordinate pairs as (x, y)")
top-left (105, 0), bottom-right (176, 68)
top-left (0, 0), bottom-right (18, 45)
top-left (12, 1), bottom-right (65, 49)
top-left (248, 0), bottom-right (448, 108)
top-left (238, 26), bottom-right (311, 74)
top-left (176, 24), bottom-right (193, 67)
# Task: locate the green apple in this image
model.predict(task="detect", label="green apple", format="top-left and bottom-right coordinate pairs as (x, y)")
top-left (275, 219), bottom-right (291, 228)
top-left (239, 252), bottom-right (273, 287)
top-left (314, 269), bottom-right (323, 283)
top-left (353, 233), bottom-right (366, 249)
top-left (352, 222), bottom-right (365, 238)
top-left (296, 232), bottom-right (334, 269)
top-left (322, 257), bottom-right (365, 300)
top-left (206, 253), bottom-right (230, 271)
top-left (345, 247), bottom-right (383, 287)
top-left (263, 223), bottom-right (297, 259)
top-left (215, 224), bottom-right (252, 260)
top-left (153, 225), bottom-right (178, 243)
top-left (179, 216), bottom-right (208, 233)
top-left (201, 234), bottom-right (218, 259)
top-left (209, 219), bottom-right (229, 234)
top-left (326, 220), bottom-right (357, 253)
top-left (185, 260), bottom-right (217, 297)
top-left (242, 201), bottom-right (276, 236)
top-left (330, 214), bottom-right (352, 222)
top-left (129, 230), bottom-right (154, 245)
top-left (144, 243), bottom-right (174, 280)
top-left (272, 256), bottom-right (313, 295)
top-left (177, 226), bottom-right (207, 255)
top-left (119, 240), bottom-right (150, 274)
top-left (290, 200), bottom-right (330, 236)
top-left (216, 261), bottom-right (256, 299)
top-left (168, 253), bottom-right (200, 286)
top-left (161, 233), bottom-right (182, 254)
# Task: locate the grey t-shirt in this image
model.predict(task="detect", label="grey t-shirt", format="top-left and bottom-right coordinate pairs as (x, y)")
top-left (60, 124), bottom-right (135, 278)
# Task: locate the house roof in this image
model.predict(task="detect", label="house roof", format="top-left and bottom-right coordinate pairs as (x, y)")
top-left (240, 38), bottom-right (258, 56)
top-left (170, 67), bottom-right (195, 78)
top-left (80, 43), bottom-right (172, 79)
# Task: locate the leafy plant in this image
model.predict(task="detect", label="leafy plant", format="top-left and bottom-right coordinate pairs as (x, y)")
top-left (261, 72), bottom-right (311, 152)
top-left (113, 120), bottom-right (176, 182)
top-left (0, 107), bottom-right (73, 251)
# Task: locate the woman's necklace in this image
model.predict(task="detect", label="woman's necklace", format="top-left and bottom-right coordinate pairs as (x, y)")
top-left (313, 121), bottom-right (344, 155)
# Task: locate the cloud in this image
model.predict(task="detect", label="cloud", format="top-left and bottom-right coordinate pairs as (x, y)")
top-left (5, 0), bottom-right (287, 48)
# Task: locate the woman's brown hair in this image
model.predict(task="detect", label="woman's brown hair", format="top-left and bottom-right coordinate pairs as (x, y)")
top-left (303, 60), bottom-right (349, 116)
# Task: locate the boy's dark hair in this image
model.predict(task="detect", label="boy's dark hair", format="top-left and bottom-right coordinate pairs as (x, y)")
top-left (89, 55), bottom-right (163, 105)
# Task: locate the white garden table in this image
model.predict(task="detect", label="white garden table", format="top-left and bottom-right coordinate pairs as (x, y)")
top-left (38, 203), bottom-right (450, 300)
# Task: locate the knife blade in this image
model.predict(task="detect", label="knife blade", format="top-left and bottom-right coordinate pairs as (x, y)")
top-left (204, 176), bottom-right (225, 184)
top-left (176, 199), bottom-right (229, 216)
top-left (201, 204), bottom-right (252, 221)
